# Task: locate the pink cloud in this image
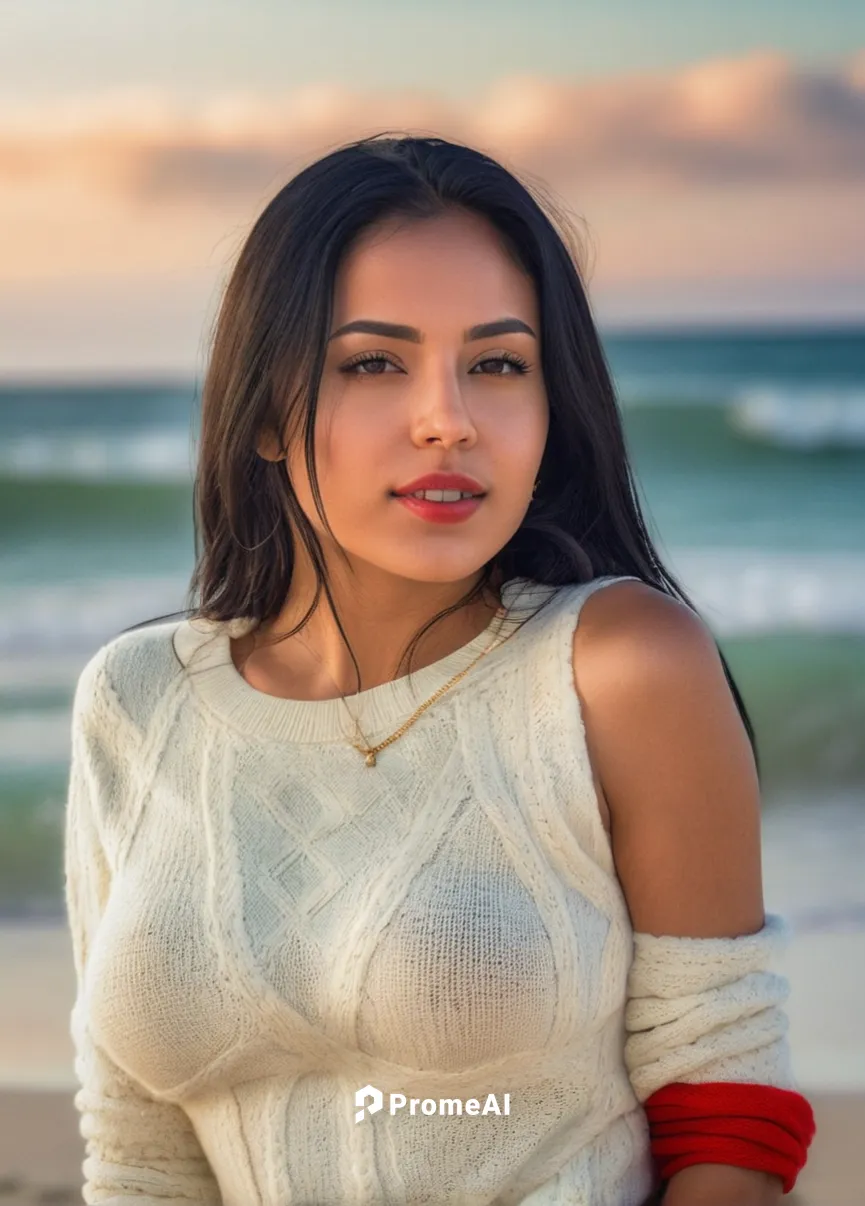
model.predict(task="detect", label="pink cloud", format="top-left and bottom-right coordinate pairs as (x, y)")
top-left (1, 50), bottom-right (863, 205)
top-left (1, 47), bottom-right (863, 367)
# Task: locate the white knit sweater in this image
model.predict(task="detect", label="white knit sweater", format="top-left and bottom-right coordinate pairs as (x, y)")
top-left (64, 574), bottom-right (798, 1206)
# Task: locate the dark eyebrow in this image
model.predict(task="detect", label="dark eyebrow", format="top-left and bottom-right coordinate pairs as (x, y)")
top-left (327, 317), bottom-right (536, 343)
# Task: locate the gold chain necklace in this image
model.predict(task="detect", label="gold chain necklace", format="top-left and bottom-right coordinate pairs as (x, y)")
top-left (299, 607), bottom-right (519, 767)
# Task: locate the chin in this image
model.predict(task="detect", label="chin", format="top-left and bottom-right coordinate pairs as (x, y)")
top-left (352, 546), bottom-right (499, 587)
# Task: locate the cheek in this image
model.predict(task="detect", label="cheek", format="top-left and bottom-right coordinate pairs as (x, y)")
top-left (488, 405), bottom-right (548, 471)
top-left (310, 412), bottom-right (390, 513)
top-left (317, 411), bottom-right (378, 477)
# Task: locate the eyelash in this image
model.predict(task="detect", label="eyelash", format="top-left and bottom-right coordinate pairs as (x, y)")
top-left (340, 350), bottom-right (531, 377)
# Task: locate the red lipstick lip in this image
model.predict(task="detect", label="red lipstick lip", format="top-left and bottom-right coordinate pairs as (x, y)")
top-left (392, 473), bottom-right (486, 496)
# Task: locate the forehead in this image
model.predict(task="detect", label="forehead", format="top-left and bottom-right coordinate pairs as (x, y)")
top-left (334, 212), bottom-right (537, 318)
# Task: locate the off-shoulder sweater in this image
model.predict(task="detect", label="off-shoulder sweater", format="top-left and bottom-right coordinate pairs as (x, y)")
top-left (64, 574), bottom-right (798, 1206)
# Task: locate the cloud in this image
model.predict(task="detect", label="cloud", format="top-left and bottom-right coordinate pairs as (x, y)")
top-left (1, 50), bottom-right (864, 206)
top-left (2, 48), bottom-right (863, 371)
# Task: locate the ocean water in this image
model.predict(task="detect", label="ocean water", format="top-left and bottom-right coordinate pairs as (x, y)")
top-left (1, 325), bottom-right (864, 919)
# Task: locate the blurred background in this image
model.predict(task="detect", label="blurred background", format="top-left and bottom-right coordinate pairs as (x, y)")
top-left (0, 1), bottom-right (863, 1201)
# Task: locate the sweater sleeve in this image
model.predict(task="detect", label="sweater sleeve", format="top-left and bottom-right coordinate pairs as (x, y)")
top-left (64, 647), bottom-right (223, 1205)
top-left (623, 914), bottom-right (798, 1103)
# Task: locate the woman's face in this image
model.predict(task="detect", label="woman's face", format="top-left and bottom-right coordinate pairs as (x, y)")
top-left (273, 209), bottom-right (549, 587)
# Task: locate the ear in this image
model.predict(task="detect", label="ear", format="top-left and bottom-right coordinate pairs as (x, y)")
top-left (256, 429), bottom-right (286, 462)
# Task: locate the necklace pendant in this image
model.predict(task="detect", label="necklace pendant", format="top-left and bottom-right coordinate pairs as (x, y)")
top-left (364, 750), bottom-right (377, 767)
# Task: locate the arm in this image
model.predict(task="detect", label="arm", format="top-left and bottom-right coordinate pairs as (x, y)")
top-left (573, 582), bottom-right (807, 1204)
top-left (65, 649), bottom-right (222, 1205)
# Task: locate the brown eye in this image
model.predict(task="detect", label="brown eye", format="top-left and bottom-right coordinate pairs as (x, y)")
top-left (341, 351), bottom-right (530, 376)
top-left (474, 354), bottom-right (530, 375)
top-left (341, 352), bottom-right (399, 375)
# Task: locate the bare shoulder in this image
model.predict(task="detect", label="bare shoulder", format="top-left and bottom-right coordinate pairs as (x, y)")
top-left (572, 577), bottom-right (717, 677)
top-left (569, 578), bottom-right (721, 837)
top-left (570, 576), bottom-right (734, 741)
top-left (569, 578), bottom-right (764, 937)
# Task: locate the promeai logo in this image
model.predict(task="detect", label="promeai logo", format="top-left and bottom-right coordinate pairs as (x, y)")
top-left (354, 1084), bottom-right (510, 1123)
top-left (355, 1084), bottom-right (384, 1123)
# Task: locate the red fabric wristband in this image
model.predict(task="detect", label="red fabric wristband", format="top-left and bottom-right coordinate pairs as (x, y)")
top-left (643, 1082), bottom-right (816, 1194)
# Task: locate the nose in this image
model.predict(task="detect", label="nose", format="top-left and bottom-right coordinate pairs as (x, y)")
top-left (408, 369), bottom-right (478, 449)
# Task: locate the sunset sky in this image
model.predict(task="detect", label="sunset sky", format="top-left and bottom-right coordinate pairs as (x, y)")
top-left (2, 0), bottom-right (864, 376)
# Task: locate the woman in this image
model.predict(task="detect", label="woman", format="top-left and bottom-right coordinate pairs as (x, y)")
top-left (65, 133), bottom-right (815, 1205)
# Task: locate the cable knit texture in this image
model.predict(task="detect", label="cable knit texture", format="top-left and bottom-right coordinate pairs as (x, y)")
top-left (64, 574), bottom-right (799, 1206)
top-left (625, 918), bottom-right (796, 1102)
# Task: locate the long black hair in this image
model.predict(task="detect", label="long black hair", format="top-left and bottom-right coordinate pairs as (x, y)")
top-left (124, 130), bottom-right (760, 776)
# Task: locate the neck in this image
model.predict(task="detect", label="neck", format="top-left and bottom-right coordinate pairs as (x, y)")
top-left (250, 554), bottom-right (504, 698)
